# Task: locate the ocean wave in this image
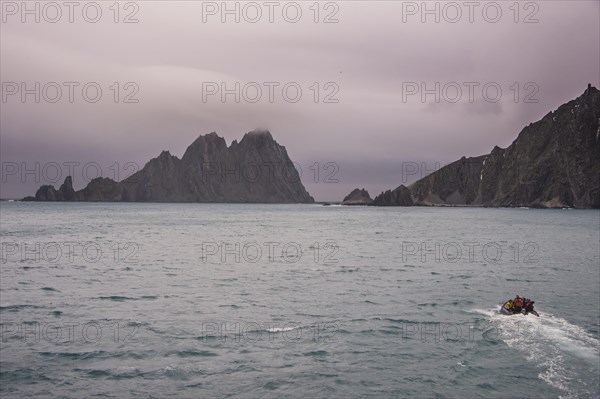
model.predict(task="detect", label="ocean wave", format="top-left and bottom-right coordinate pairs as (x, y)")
top-left (0, 304), bottom-right (41, 312)
top-left (266, 326), bottom-right (299, 333)
top-left (167, 349), bottom-right (218, 358)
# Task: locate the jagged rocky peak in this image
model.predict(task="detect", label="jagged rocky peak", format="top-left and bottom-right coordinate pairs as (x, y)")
top-left (371, 185), bottom-right (413, 207)
top-left (342, 188), bottom-right (372, 205)
top-left (25, 130), bottom-right (314, 204)
top-left (156, 150), bottom-right (179, 162)
top-left (239, 129), bottom-right (278, 148)
top-left (58, 176), bottom-right (76, 200)
top-left (183, 132), bottom-right (228, 158)
top-left (490, 145), bottom-right (504, 155)
top-left (60, 175), bottom-right (74, 191)
top-left (149, 150), bottom-right (181, 168)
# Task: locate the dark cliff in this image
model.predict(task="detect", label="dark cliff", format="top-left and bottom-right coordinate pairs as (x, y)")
top-left (27, 130), bottom-right (314, 203)
top-left (375, 85), bottom-right (600, 208)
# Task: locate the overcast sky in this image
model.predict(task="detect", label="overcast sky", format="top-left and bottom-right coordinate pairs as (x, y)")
top-left (1, 0), bottom-right (599, 201)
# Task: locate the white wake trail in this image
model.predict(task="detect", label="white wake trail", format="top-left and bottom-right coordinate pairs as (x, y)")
top-left (472, 308), bottom-right (599, 398)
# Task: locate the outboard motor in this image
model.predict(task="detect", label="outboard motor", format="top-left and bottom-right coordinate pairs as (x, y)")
top-left (500, 299), bottom-right (514, 315)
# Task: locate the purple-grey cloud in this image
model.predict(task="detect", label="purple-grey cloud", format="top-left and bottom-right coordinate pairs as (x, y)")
top-left (1, 1), bottom-right (599, 201)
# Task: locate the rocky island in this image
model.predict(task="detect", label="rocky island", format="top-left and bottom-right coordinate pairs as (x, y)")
top-left (25, 130), bottom-right (315, 203)
top-left (342, 188), bottom-right (372, 205)
top-left (364, 85), bottom-right (600, 208)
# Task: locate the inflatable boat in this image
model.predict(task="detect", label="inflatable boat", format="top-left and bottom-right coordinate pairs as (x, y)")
top-left (500, 297), bottom-right (539, 316)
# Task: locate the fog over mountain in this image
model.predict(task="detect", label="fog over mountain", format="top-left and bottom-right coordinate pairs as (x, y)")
top-left (1, 1), bottom-right (599, 201)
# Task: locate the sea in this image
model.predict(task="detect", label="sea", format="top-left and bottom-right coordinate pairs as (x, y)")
top-left (0, 202), bottom-right (598, 398)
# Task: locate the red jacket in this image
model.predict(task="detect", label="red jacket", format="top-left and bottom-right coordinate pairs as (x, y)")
top-left (514, 297), bottom-right (523, 308)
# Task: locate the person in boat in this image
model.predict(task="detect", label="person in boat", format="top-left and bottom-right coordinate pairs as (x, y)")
top-left (513, 295), bottom-right (524, 313)
top-left (522, 297), bottom-right (536, 314)
top-left (501, 296), bottom-right (539, 316)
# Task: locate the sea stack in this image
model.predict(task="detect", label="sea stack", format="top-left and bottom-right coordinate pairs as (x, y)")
top-left (342, 188), bottom-right (373, 205)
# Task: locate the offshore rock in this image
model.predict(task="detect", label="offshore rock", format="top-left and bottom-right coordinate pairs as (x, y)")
top-left (27, 130), bottom-right (314, 203)
top-left (342, 188), bottom-right (373, 205)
